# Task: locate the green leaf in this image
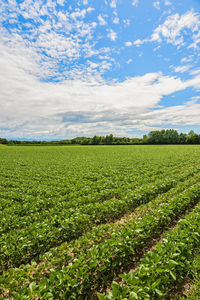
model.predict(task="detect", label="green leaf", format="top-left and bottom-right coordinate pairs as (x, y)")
top-left (169, 271), bottom-right (176, 280)
top-left (129, 291), bottom-right (138, 299)
top-left (155, 289), bottom-right (163, 297)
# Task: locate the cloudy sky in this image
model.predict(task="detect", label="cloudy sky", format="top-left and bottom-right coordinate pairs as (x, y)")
top-left (0, 0), bottom-right (200, 140)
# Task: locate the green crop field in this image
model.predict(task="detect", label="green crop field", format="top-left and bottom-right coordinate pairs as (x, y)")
top-left (0, 145), bottom-right (200, 299)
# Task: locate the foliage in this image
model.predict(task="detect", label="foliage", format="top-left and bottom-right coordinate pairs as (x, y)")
top-left (100, 201), bottom-right (200, 299)
top-left (1, 145), bottom-right (200, 299)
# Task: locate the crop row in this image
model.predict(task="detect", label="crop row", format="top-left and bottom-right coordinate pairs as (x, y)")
top-left (46, 182), bottom-right (200, 299)
top-left (1, 177), bottom-right (200, 299)
top-left (0, 166), bottom-right (197, 270)
top-left (1, 146), bottom-right (187, 215)
top-left (1, 146), bottom-right (197, 225)
top-left (99, 201), bottom-right (200, 299)
top-left (1, 160), bottom-right (193, 236)
top-left (178, 251), bottom-right (200, 299)
top-left (0, 172), bottom-right (196, 278)
top-left (1, 169), bottom-right (197, 289)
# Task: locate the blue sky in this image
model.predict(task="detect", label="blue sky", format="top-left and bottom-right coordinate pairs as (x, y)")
top-left (0, 0), bottom-right (200, 140)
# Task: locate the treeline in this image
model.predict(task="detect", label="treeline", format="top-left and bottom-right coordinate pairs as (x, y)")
top-left (146, 129), bottom-right (200, 144)
top-left (1, 130), bottom-right (200, 145)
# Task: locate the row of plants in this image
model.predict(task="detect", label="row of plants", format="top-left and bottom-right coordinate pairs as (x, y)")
top-left (0, 147), bottom-right (196, 233)
top-left (1, 153), bottom-right (190, 236)
top-left (45, 182), bottom-right (200, 299)
top-left (1, 145), bottom-right (195, 214)
top-left (1, 160), bottom-right (190, 236)
top-left (1, 176), bottom-right (200, 299)
top-left (1, 171), bottom-right (188, 270)
top-left (178, 252), bottom-right (200, 299)
top-left (1, 146), bottom-right (200, 298)
top-left (3, 170), bottom-right (197, 281)
top-left (99, 202), bottom-right (200, 299)
top-left (0, 174), bottom-right (190, 290)
top-left (2, 146), bottom-right (185, 268)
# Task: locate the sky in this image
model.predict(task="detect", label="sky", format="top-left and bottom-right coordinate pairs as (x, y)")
top-left (0, 0), bottom-right (200, 140)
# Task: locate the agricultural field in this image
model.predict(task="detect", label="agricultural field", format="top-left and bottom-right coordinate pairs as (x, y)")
top-left (0, 145), bottom-right (200, 299)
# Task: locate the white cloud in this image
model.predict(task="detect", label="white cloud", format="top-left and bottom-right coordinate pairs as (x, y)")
top-left (57, 0), bottom-right (64, 6)
top-left (1, 2), bottom-right (200, 139)
top-left (87, 61), bottom-right (99, 69)
top-left (151, 10), bottom-right (200, 46)
top-left (57, 11), bottom-right (67, 21)
top-left (110, 0), bottom-right (117, 8)
top-left (0, 1), bottom-right (109, 78)
top-left (132, 0), bottom-right (138, 7)
top-left (190, 68), bottom-right (200, 76)
top-left (153, 1), bottom-right (160, 10)
top-left (188, 31), bottom-right (200, 49)
top-left (174, 65), bottom-right (192, 73)
top-left (164, 0), bottom-right (172, 5)
top-left (153, 45), bottom-right (161, 51)
top-left (126, 59), bottom-right (133, 64)
top-left (98, 14), bottom-right (107, 26)
top-left (144, 101), bottom-right (200, 127)
top-left (70, 7), bottom-right (94, 20)
top-left (107, 29), bottom-right (117, 41)
top-left (133, 10), bottom-right (200, 49)
top-left (1, 38), bottom-right (200, 139)
top-left (113, 17), bottom-right (119, 24)
top-left (134, 39), bottom-right (144, 46)
top-left (181, 56), bottom-right (193, 63)
top-left (189, 96), bottom-right (200, 103)
top-left (125, 41), bottom-right (132, 47)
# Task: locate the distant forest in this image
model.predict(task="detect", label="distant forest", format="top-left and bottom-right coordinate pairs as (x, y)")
top-left (1, 129), bottom-right (200, 145)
